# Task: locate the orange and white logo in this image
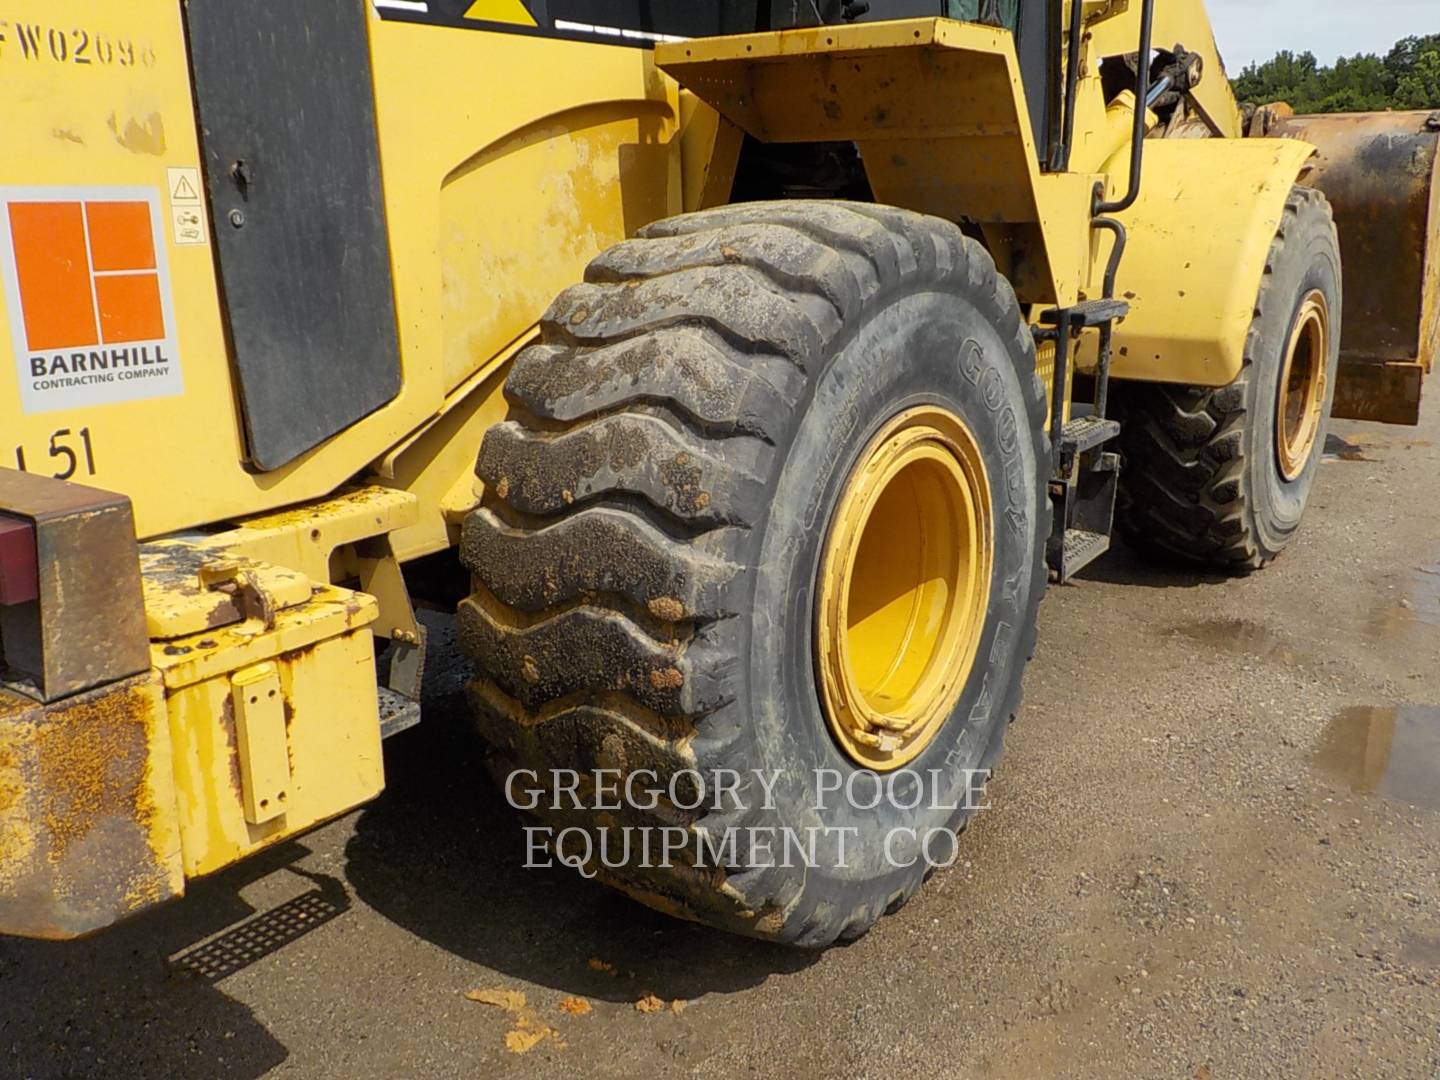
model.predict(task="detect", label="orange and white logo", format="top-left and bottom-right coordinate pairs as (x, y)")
top-left (1, 186), bottom-right (183, 413)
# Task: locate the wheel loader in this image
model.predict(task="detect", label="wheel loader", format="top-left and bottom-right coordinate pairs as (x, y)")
top-left (1, 0), bottom-right (1436, 945)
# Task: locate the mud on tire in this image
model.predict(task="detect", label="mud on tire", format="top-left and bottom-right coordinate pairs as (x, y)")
top-left (459, 200), bottom-right (1049, 946)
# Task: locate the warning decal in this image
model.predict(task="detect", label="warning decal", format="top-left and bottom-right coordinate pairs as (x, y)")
top-left (370, 0), bottom-right (724, 45)
top-left (0, 186), bottom-right (183, 414)
top-left (167, 167), bottom-right (208, 245)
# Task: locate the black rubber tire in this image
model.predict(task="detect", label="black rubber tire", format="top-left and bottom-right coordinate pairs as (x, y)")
top-left (459, 200), bottom-right (1049, 946)
top-left (1113, 186), bottom-right (1342, 572)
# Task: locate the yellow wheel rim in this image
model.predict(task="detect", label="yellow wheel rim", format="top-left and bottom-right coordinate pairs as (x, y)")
top-left (815, 406), bottom-right (993, 772)
top-left (1275, 291), bottom-right (1330, 482)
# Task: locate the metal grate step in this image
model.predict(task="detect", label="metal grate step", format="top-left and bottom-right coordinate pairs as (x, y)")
top-left (377, 686), bottom-right (421, 740)
top-left (1060, 416), bottom-right (1121, 456)
top-left (1059, 529), bottom-right (1111, 580)
top-left (1039, 298), bottom-right (1131, 328)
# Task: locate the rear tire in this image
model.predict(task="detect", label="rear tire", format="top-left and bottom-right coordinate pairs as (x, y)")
top-left (1113, 186), bottom-right (1342, 571)
top-left (459, 200), bottom-right (1048, 946)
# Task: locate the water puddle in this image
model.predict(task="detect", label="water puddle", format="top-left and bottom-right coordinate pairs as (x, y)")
top-left (1312, 705), bottom-right (1440, 811)
top-left (1174, 619), bottom-right (1299, 664)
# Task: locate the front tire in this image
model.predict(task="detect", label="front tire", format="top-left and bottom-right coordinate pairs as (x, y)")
top-left (459, 201), bottom-right (1048, 945)
top-left (1114, 186), bottom-right (1342, 571)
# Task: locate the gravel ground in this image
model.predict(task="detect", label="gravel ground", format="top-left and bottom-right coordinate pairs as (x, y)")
top-left (2, 407), bottom-right (1438, 1079)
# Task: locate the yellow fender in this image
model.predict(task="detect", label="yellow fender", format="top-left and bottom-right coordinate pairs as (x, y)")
top-left (1083, 138), bottom-right (1317, 387)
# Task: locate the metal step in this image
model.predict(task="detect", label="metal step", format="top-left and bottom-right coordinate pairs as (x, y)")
top-left (1060, 416), bottom-right (1121, 456)
top-left (377, 686), bottom-right (421, 740)
top-left (1038, 298), bottom-right (1131, 329)
top-left (1058, 529), bottom-right (1111, 581)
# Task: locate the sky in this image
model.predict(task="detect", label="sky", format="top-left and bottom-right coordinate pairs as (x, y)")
top-left (1207, 0), bottom-right (1438, 72)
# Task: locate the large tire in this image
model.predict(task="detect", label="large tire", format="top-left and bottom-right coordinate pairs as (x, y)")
top-left (1113, 186), bottom-right (1342, 571)
top-left (459, 200), bottom-right (1048, 946)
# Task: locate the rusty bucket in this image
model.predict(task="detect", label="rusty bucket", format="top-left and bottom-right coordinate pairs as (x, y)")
top-left (1271, 110), bottom-right (1440, 425)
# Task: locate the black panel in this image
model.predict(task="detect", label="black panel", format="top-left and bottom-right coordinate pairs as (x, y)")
top-left (1014, 0), bottom-right (1058, 168)
top-left (187, 0), bottom-right (402, 471)
top-left (772, 0), bottom-right (938, 28)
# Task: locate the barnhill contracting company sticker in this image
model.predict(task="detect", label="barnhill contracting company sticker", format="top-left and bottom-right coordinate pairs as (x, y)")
top-left (0, 185), bottom-right (184, 414)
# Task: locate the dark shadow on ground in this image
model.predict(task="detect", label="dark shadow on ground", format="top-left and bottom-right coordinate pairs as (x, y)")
top-left (1075, 534), bottom-right (1229, 589)
top-left (0, 846), bottom-right (308, 1079)
top-left (343, 616), bottom-right (816, 1004)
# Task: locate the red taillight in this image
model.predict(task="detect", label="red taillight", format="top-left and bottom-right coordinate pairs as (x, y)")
top-left (0, 513), bottom-right (38, 606)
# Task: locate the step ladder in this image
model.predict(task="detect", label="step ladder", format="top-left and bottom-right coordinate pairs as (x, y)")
top-left (1032, 0), bottom-right (1158, 584)
top-left (1036, 297), bottom-right (1129, 584)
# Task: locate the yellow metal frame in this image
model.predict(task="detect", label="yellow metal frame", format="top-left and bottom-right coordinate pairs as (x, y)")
top-left (658, 18), bottom-right (1093, 305)
top-left (659, 16), bottom-right (1317, 387)
top-left (1076, 139), bottom-right (1316, 385)
top-left (0, 0), bottom-right (699, 545)
top-left (2, 2), bottom-right (1310, 541)
top-left (154, 580), bottom-right (383, 878)
top-left (0, 0), bottom-right (1343, 937)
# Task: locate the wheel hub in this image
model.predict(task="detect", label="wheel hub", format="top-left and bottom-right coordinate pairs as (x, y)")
top-left (815, 407), bottom-right (993, 771)
top-left (1275, 291), bottom-right (1330, 482)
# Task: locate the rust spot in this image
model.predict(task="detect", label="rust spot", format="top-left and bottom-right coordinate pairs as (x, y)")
top-left (647, 597), bottom-right (685, 622)
top-left (35, 684), bottom-right (153, 863)
top-left (521, 655), bottom-right (541, 684)
top-left (561, 489), bottom-right (574, 504)
top-left (0, 675), bottom-right (183, 938)
top-left (695, 492), bottom-right (711, 510)
top-left (648, 667), bottom-right (684, 691)
top-left (494, 476), bottom-right (510, 500)
top-left (214, 695), bottom-right (244, 799)
top-left (205, 596), bottom-right (239, 629)
top-left (569, 308), bottom-right (589, 326)
top-left (0, 692), bottom-right (30, 722)
top-left (719, 245), bottom-right (740, 262)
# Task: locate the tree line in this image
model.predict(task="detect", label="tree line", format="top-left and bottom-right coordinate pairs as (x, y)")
top-left (1230, 33), bottom-right (1440, 112)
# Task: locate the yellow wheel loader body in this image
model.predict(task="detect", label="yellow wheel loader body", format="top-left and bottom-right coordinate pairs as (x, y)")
top-left (0, 0), bottom-right (1435, 939)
